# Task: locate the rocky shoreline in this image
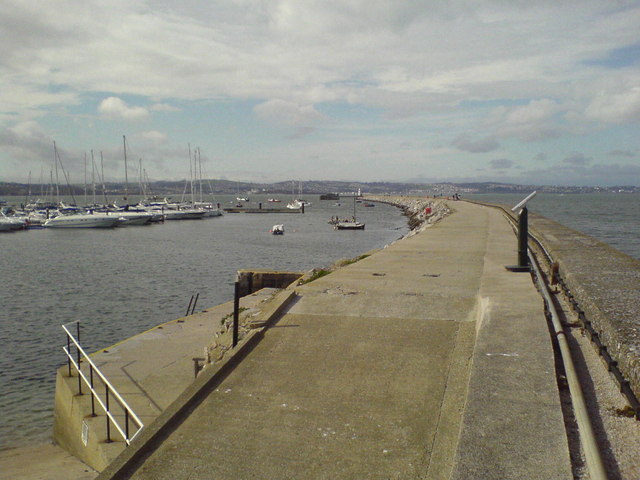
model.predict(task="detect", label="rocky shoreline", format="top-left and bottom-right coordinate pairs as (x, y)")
top-left (362, 195), bottom-right (452, 236)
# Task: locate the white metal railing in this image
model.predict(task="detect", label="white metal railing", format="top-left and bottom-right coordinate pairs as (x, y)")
top-left (62, 321), bottom-right (144, 445)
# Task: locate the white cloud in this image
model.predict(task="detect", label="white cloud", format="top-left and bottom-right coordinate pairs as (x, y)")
top-left (150, 103), bottom-right (181, 112)
top-left (488, 99), bottom-right (561, 142)
top-left (254, 99), bottom-right (324, 130)
top-left (584, 85), bottom-right (640, 124)
top-left (0, 121), bottom-right (52, 160)
top-left (139, 130), bottom-right (168, 144)
top-left (98, 97), bottom-right (149, 121)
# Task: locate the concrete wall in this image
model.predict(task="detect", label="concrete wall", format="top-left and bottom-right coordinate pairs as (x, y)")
top-left (53, 367), bottom-right (125, 472)
top-left (528, 213), bottom-right (640, 401)
top-left (236, 270), bottom-right (303, 297)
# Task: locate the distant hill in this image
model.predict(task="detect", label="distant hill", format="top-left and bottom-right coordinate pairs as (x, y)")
top-left (1, 180), bottom-right (637, 198)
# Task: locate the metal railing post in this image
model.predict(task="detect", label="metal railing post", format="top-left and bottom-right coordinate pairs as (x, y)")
top-left (66, 334), bottom-right (71, 377)
top-left (518, 206), bottom-right (529, 267)
top-left (191, 293), bottom-right (199, 315)
top-left (186, 295), bottom-right (194, 316)
top-left (125, 410), bottom-right (130, 441)
top-left (233, 281), bottom-right (239, 347)
top-left (105, 385), bottom-right (111, 443)
top-left (76, 322), bottom-right (82, 395)
top-left (90, 365), bottom-right (96, 417)
top-left (77, 347), bottom-right (82, 395)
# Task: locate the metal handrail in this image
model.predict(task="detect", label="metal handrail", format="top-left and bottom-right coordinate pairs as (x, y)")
top-left (62, 321), bottom-right (144, 445)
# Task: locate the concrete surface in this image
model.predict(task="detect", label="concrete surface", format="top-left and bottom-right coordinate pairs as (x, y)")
top-left (52, 288), bottom-right (284, 472)
top-left (98, 201), bottom-right (572, 479)
top-left (0, 443), bottom-right (96, 480)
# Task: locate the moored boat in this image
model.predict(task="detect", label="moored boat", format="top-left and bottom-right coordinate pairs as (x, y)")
top-left (335, 220), bottom-right (365, 230)
top-left (43, 211), bottom-right (121, 228)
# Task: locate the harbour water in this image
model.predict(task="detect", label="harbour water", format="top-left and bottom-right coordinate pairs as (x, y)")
top-left (0, 192), bottom-right (638, 451)
top-left (467, 192), bottom-right (640, 260)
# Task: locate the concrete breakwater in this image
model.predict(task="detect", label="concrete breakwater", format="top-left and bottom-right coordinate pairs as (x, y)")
top-left (95, 198), bottom-right (573, 479)
top-left (44, 196), bottom-right (639, 479)
top-left (527, 211), bottom-right (640, 404)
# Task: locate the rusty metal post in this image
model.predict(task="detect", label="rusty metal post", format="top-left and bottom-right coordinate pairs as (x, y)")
top-left (233, 281), bottom-right (239, 347)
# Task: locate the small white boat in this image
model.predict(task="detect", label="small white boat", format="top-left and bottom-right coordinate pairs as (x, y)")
top-left (335, 221), bottom-right (365, 230)
top-left (0, 216), bottom-right (23, 231)
top-left (271, 224), bottom-right (284, 235)
top-left (1, 212), bottom-right (27, 230)
top-left (194, 202), bottom-right (223, 217)
top-left (44, 212), bottom-right (121, 228)
top-left (287, 199), bottom-right (310, 209)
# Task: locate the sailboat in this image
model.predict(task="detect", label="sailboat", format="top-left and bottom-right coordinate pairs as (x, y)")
top-left (334, 196), bottom-right (365, 230)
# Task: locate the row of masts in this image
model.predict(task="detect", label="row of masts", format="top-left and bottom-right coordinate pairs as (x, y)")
top-left (25, 136), bottom-right (211, 209)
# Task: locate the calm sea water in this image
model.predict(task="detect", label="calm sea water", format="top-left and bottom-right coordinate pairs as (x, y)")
top-left (467, 192), bottom-right (640, 260)
top-left (0, 194), bottom-right (408, 450)
top-left (1, 192), bottom-right (638, 450)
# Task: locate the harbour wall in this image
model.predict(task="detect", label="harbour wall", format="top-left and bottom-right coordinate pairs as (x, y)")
top-left (527, 211), bottom-right (640, 402)
top-left (370, 195), bottom-right (640, 404)
top-left (236, 270), bottom-right (304, 297)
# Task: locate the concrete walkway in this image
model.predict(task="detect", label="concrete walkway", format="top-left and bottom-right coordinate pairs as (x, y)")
top-left (52, 288), bottom-right (283, 473)
top-left (104, 201), bottom-right (571, 479)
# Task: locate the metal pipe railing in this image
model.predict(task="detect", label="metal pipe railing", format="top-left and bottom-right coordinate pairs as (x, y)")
top-left (529, 250), bottom-right (609, 480)
top-left (494, 203), bottom-right (608, 479)
top-left (62, 321), bottom-right (144, 445)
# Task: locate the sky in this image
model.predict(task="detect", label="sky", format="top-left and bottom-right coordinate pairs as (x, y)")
top-left (1, 0), bottom-right (639, 187)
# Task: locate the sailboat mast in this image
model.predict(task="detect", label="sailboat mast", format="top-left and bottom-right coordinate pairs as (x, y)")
top-left (188, 143), bottom-right (194, 205)
top-left (25, 171), bottom-right (32, 206)
top-left (198, 147), bottom-right (203, 203)
top-left (53, 141), bottom-right (60, 205)
top-left (39, 166), bottom-right (44, 199)
top-left (123, 135), bottom-right (129, 202)
top-left (83, 152), bottom-right (87, 206)
top-left (100, 151), bottom-right (109, 205)
top-left (91, 150), bottom-right (96, 205)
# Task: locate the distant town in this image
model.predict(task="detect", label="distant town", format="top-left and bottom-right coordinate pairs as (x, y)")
top-left (0, 179), bottom-right (638, 199)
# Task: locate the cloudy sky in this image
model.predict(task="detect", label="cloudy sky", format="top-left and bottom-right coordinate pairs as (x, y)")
top-left (1, 0), bottom-right (639, 186)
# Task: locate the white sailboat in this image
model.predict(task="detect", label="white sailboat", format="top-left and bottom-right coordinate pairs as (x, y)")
top-left (334, 196), bottom-right (365, 230)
